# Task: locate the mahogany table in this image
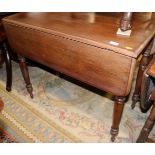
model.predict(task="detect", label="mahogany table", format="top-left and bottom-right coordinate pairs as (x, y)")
top-left (2, 12), bottom-right (155, 141)
top-left (0, 98), bottom-right (4, 112)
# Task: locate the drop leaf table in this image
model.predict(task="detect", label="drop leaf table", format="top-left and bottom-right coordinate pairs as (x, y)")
top-left (3, 12), bottom-right (155, 141)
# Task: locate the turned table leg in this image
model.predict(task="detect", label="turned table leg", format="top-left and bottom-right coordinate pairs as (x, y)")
top-left (2, 41), bottom-right (12, 92)
top-left (132, 41), bottom-right (153, 109)
top-left (136, 104), bottom-right (155, 143)
top-left (18, 55), bottom-right (33, 98)
top-left (0, 99), bottom-right (4, 112)
top-left (110, 96), bottom-right (126, 142)
top-left (0, 49), bottom-right (4, 68)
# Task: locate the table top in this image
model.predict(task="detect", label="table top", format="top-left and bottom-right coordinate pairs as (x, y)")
top-left (3, 12), bottom-right (155, 58)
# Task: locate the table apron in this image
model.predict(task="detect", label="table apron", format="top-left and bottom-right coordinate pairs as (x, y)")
top-left (4, 23), bottom-right (136, 96)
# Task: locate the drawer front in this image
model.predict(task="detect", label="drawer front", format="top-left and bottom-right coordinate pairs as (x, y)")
top-left (4, 23), bottom-right (136, 96)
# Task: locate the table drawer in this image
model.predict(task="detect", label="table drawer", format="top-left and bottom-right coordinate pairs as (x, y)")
top-left (4, 22), bottom-right (136, 96)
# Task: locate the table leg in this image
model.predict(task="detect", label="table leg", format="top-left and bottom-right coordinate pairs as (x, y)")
top-left (18, 55), bottom-right (33, 98)
top-left (136, 104), bottom-right (155, 143)
top-left (0, 49), bottom-right (4, 68)
top-left (0, 99), bottom-right (4, 112)
top-left (132, 51), bottom-right (153, 109)
top-left (110, 96), bottom-right (126, 142)
top-left (2, 41), bottom-right (12, 92)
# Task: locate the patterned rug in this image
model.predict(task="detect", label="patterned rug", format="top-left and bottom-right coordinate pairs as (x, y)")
top-left (0, 62), bottom-right (155, 143)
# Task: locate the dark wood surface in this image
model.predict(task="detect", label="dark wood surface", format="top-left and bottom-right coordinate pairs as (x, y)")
top-left (0, 22), bottom-right (6, 42)
top-left (2, 12), bottom-right (155, 141)
top-left (3, 12), bottom-right (155, 58)
top-left (137, 103), bottom-right (155, 143)
top-left (18, 55), bottom-right (33, 98)
top-left (0, 15), bottom-right (12, 91)
top-left (0, 99), bottom-right (4, 112)
top-left (131, 38), bottom-right (154, 109)
top-left (2, 22), bottom-right (136, 96)
top-left (137, 59), bottom-right (155, 143)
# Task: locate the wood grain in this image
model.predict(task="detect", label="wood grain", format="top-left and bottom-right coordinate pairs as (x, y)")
top-left (3, 22), bottom-right (136, 96)
top-left (3, 13), bottom-right (155, 58)
top-left (0, 99), bottom-right (4, 112)
top-left (3, 12), bottom-right (155, 142)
